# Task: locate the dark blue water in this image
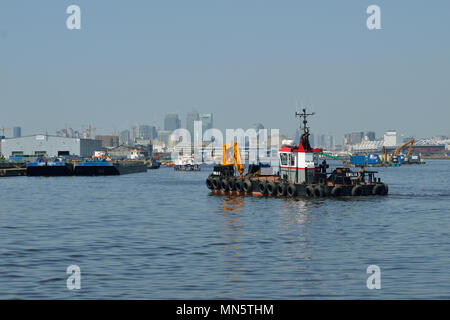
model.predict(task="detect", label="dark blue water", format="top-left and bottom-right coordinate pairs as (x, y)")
top-left (0, 160), bottom-right (449, 299)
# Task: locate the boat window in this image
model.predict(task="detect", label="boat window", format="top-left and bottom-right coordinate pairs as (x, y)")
top-left (313, 153), bottom-right (319, 164)
top-left (290, 154), bottom-right (295, 166)
top-left (280, 153), bottom-right (287, 165)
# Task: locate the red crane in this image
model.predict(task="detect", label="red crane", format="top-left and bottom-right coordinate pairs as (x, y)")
top-left (1, 127), bottom-right (11, 137)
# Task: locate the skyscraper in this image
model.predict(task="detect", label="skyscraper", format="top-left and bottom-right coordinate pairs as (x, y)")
top-left (13, 127), bottom-right (21, 138)
top-left (138, 125), bottom-right (151, 140)
top-left (365, 131), bottom-right (376, 141)
top-left (199, 113), bottom-right (213, 133)
top-left (119, 130), bottom-right (131, 145)
top-left (186, 112), bottom-right (199, 140)
top-left (164, 114), bottom-right (181, 132)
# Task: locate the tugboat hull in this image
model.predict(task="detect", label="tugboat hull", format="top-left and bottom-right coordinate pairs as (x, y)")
top-left (206, 176), bottom-right (388, 198)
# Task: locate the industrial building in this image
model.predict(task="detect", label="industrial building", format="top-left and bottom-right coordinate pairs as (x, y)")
top-left (0, 135), bottom-right (102, 158)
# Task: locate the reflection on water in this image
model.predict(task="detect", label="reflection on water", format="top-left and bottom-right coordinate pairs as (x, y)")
top-left (218, 197), bottom-right (246, 298)
top-left (221, 195), bottom-right (244, 213)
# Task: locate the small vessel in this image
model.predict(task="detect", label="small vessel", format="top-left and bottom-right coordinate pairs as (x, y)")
top-left (174, 155), bottom-right (200, 171)
top-left (147, 157), bottom-right (161, 169)
top-left (206, 108), bottom-right (388, 197)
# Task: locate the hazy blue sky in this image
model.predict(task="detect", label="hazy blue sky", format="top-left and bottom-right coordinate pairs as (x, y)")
top-left (1, 0), bottom-right (449, 141)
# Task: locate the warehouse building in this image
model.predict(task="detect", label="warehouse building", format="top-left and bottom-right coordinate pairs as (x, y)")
top-left (0, 135), bottom-right (102, 158)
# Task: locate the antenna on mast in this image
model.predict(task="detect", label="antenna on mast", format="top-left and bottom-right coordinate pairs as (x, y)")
top-left (295, 108), bottom-right (315, 135)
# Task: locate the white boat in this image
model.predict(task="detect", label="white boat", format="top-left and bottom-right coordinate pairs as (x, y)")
top-left (174, 155), bottom-right (200, 171)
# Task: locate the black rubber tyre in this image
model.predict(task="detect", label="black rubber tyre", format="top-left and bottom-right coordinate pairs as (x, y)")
top-left (235, 180), bottom-right (244, 192)
top-left (221, 178), bottom-right (230, 191)
top-left (287, 184), bottom-right (296, 197)
top-left (258, 182), bottom-right (268, 195)
top-left (243, 180), bottom-right (253, 193)
top-left (212, 178), bottom-right (221, 190)
top-left (227, 179), bottom-right (235, 191)
top-left (267, 182), bottom-right (277, 195)
top-left (305, 186), bottom-right (315, 197)
top-left (277, 183), bottom-right (287, 196)
top-left (331, 186), bottom-right (342, 197)
top-left (206, 177), bottom-right (214, 190)
top-left (351, 185), bottom-right (363, 196)
top-left (314, 186), bottom-right (324, 197)
top-left (372, 184), bottom-right (386, 196)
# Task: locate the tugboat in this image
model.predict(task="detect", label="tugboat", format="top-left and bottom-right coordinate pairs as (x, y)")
top-left (206, 109), bottom-right (389, 197)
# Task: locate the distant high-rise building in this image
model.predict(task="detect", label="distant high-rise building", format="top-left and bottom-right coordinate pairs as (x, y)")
top-left (13, 127), bottom-right (21, 138)
top-left (120, 130), bottom-right (131, 145)
top-left (164, 114), bottom-right (181, 132)
top-left (365, 131), bottom-right (376, 141)
top-left (384, 130), bottom-right (397, 147)
top-left (344, 132), bottom-right (364, 146)
top-left (138, 125), bottom-right (151, 140)
top-left (95, 135), bottom-right (120, 148)
top-left (199, 113), bottom-right (213, 133)
top-left (252, 123), bottom-right (265, 133)
top-left (158, 130), bottom-right (172, 147)
top-left (186, 112), bottom-right (199, 140)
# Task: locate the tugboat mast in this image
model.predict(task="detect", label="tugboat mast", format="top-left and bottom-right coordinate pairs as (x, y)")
top-left (295, 108), bottom-right (315, 134)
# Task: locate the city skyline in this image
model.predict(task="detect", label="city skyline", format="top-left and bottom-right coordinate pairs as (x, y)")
top-left (1, 1), bottom-right (449, 140)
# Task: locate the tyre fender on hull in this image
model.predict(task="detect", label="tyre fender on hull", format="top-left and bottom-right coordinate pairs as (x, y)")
top-left (206, 177), bottom-right (214, 190)
top-left (277, 183), bottom-right (287, 196)
top-left (235, 179), bottom-right (244, 192)
top-left (212, 178), bottom-right (221, 190)
top-left (372, 184), bottom-right (386, 196)
top-left (287, 184), bottom-right (297, 197)
top-left (227, 179), bottom-right (235, 191)
top-left (351, 185), bottom-right (363, 196)
top-left (314, 186), bottom-right (325, 197)
top-left (221, 178), bottom-right (230, 191)
top-left (267, 182), bottom-right (277, 195)
top-left (243, 180), bottom-right (253, 193)
top-left (305, 186), bottom-right (315, 197)
top-left (258, 181), bottom-right (268, 195)
top-left (331, 186), bottom-right (343, 197)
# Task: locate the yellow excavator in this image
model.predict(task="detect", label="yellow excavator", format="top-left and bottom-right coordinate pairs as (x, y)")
top-left (392, 138), bottom-right (415, 158)
top-left (222, 142), bottom-right (244, 175)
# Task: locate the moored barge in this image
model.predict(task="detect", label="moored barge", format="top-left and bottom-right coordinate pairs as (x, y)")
top-left (26, 159), bottom-right (73, 176)
top-left (73, 160), bottom-right (147, 176)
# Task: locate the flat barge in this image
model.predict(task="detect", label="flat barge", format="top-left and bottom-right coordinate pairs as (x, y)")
top-left (26, 158), bottom-right (147, 176)
top-left (26, 159), bottom-right (73, 176)
top-left (206, 108), bottom-right (388, 198)
top-left (0, 163), bottom-right (27, 177)
top-left (74, 160), bottom-right (147, 176)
